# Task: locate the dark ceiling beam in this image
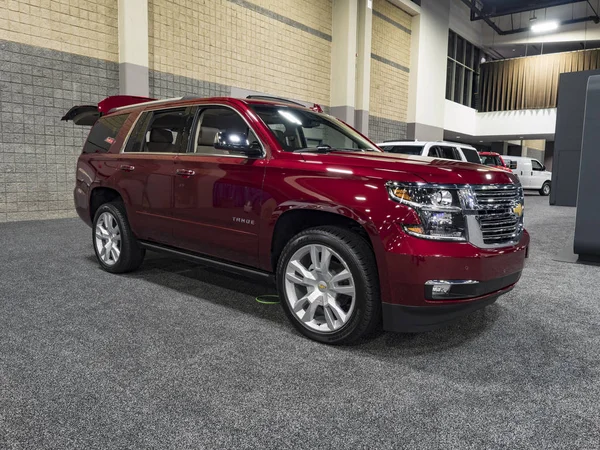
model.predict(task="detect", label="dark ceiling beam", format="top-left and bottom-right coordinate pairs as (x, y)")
top-left (502, 15), bottom-right (600, 35)
top-left (474, 0), bottom-right (586, 20)
top-left (459, 0), bottom-right (506, 35)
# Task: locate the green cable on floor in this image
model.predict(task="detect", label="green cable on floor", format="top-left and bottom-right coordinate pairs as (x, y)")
top-left (255, 294), bottom-right (280, 305)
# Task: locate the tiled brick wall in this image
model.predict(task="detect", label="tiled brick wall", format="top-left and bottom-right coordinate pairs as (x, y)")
top-left (0, 0), bottom-right (118, 62)
top-left (0, 0), bottom-right (417, 222)
top-left (148, 0), bottom-right (332, 105)
top-left (149, 71), bottom-right (230, 99)
top-left (369, 0), bottom-right (411, 142)
top-left (0, 0), bottom-right (119, 222)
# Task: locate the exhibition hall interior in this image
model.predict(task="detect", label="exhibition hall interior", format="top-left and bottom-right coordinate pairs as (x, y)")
top-left (2, 0), bottom-right (600, 447)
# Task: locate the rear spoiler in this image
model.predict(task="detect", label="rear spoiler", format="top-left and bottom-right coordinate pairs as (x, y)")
top-left (61, 95), bottom-right (155, 126)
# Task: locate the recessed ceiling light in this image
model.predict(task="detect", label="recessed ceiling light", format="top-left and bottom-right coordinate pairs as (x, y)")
top-left (456, 136), bottom-right (461, 139)
top-left (479, 140), bottom-right (484, 143)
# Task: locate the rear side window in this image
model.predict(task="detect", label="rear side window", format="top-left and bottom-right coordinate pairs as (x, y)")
top-left (384, 145), bottom-right (424, 155)
top-left (428, 146), bottom-right (460, 160)
top-left (124, 108), bottom-right (193, 153)
top-left (461, 147), bottom-right (481, 163)
top-left (82, 114), bottom-right (129, 153)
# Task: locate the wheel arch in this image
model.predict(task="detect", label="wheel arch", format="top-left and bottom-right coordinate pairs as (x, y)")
top-left (89, 186), bottom-right (123, 222)
top-left (268, 205), bottom-right (379, 275)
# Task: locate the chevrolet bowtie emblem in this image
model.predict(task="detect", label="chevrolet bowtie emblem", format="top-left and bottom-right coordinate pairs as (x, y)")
top-left (513, 203), bottom-right (523, 217)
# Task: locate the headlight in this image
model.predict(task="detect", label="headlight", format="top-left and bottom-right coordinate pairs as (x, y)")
top-left (386, 182), bottom-right (466, 241)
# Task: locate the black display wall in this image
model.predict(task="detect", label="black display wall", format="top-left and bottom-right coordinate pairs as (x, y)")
top-left (551, 68), bottom-right (600, 206)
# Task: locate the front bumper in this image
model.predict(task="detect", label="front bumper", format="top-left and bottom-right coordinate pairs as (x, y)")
top-left (382, 286), bottom-right (512, 332)
top-left (381, 230), bottom-right (529, 332)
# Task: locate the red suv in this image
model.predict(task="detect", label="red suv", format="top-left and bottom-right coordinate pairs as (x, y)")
top-left (65, 95), bottom-right (529, 344)
top-left (479, 151), bottom-right (512, 173)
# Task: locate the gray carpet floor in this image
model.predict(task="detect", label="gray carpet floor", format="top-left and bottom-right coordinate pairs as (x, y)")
top-left (1, 195), bottom-right (599, 449)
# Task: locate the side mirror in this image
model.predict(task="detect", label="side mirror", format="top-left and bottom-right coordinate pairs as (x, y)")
top-left (214, 131), bottom-right (262, 156)
top-left (508, 161), bottom-right (517, 170)
top-left (542, 165), bottom-right (547, 171)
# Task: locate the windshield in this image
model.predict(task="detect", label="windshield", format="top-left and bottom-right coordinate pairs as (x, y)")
top-left (382, 145), bottom-right (424, 156)
top-left (250, 105), bottom-right (379, 152)
top-left (480, 155), bottom-right (503, 166)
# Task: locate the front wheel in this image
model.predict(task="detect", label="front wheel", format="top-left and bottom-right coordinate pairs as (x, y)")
top-left (540, 182), bottom-right (551, 196)
top-left (92, 201), bottom-right (145, 273)
top-left (276, 226), bottom-right (381, 345)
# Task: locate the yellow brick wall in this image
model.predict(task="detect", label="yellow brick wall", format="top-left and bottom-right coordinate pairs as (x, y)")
top-left (523, 140), bottom-right (546, 151)
top-left (370, 0), bottom-right (411, 123)
top-left (148, 0), bottom-right (332, 105)
top-left (0, 0), bottom-right (118, 61)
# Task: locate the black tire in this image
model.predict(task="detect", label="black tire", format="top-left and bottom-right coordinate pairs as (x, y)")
top-left (92, 201), bottom-right (145, 273)
top-left (276, 226), bottom-right (381, 345)
top-left (539, 182), bottom-right (551, 196)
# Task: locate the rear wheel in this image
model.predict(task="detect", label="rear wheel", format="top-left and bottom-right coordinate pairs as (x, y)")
top-left (276, 226), bottom-right (380, 344)
top-left (540, 182), bottom-right (551, 196)
top-left (92, 201), bottom-right (145, 273)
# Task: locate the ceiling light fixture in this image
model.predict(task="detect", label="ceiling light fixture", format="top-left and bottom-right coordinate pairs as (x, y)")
top-left (531, 21), bottom-right (559, 33)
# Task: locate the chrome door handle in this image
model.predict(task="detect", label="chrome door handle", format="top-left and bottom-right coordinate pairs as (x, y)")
top-left (119, 164), bottom-right (135, 172)
top-left (176, 168), bottom-right (196, 177)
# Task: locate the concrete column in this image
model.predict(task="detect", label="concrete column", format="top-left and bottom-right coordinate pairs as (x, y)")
top-left (330, 0), bottom-right (358, 125)
top-left (118, 0), bottom-right (149, 97)
top-left (354, 0), bottom-right (373, 134)
top-left (407, 0), bottom-right (450, 140)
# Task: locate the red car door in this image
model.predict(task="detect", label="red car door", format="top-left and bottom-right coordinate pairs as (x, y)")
top-left (114, 107), bottom-right (193, 245)
top-left (171, 105), bottom-right (267, 267)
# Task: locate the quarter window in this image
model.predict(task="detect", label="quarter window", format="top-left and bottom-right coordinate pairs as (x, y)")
top-left (82, 113), bottom-right (129, 153)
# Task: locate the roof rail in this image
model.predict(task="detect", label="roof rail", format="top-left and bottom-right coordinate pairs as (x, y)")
top-left (246, 95), bottom-right (307, 108)
top-left (382, 139), bottom-right (417, 143)
top-left (110, 96), bottom-right (201, 112)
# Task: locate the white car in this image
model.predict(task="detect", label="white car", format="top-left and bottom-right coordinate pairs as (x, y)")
top-left (377, 140), bottom-right (482, 164)
top-left (503, 156), bottom-right (552, 196)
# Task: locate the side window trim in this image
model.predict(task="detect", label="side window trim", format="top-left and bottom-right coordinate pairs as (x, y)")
top-left (453, 147), bottom-right (462, 161)
top-left (119, 111), bottom-right (143, 153)
top-left (186, 104), bottom-right (266, 159)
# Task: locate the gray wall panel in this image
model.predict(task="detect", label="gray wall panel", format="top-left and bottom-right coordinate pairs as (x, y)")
top-left (0, 39), bottom-right (119, 223)
top-left (574, 75), bottom-right (600, 258)
top-left (551, 69), bottom-right (600, 206)
top-left (369, 115), bottom-right (408, 143)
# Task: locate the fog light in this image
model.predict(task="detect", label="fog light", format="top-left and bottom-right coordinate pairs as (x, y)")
top-left (431, 283), bottom-right (451, 296)
top-left (425, 279), bottom-right (479, 300)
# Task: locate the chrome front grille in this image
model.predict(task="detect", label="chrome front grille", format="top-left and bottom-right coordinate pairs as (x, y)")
top-left (471, 185), bottom-right (524, 246)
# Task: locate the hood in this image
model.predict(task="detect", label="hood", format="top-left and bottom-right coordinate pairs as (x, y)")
top-left (299, 151), bottom-right (519, 185)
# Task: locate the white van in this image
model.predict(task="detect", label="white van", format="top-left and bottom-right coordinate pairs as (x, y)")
top-left (503, 156), bottom-right (552, 196)
top-left (377, 141), bottom-right (482, 164)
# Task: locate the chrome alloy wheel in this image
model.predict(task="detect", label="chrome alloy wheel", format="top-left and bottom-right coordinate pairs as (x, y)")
top-left (284, 244), bottom-right (356, 333)
top-left (95, 212), bottom-right (121, 266)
